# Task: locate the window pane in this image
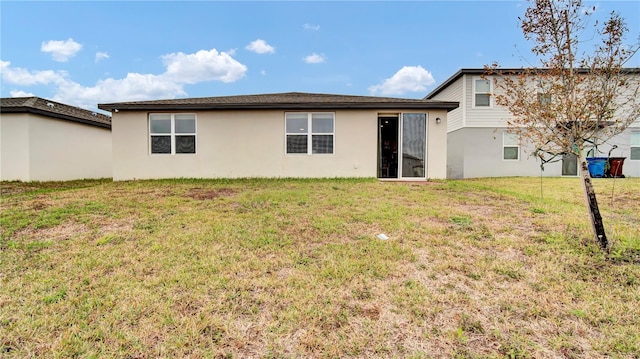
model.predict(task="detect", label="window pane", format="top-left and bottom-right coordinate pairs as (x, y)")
top-left (631, 133), bottom-right (640, 146)
top-left (176, 135), bottom-right (196, 154)
top-left (312, 135), bottom-right (334, 154)
top-left (151, 136), bottom-right (171, 154)
top-left (503, 133), bottom-right (519, 146)
top-left (175, 116), bottom-right (195, 134)
top-left (150, 118), bottom-right (171, 133)
top-left (287, 135), bottom-right (308, 153)
top-left (631, 147), bottom-right (640, 160)
top-left (476, 79), bottom-right (490, 92)
top-left (286, 114), bottom-right (308, 133)
top-left (312, 114), bottom-right (334, 133)
top-left (538, 93), bottom-right (552, 105)
top-left (475, 94), bottom-right (490, 106)
top-left (504, 147), bottom-right (519, 160)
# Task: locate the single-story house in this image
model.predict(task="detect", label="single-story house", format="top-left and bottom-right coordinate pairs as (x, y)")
top-left (98, 92), bottom-right (458, 181)
top-left (0, 97), bottom-right (112, 181)
top-left (425, 69), bottom-right (640, 179)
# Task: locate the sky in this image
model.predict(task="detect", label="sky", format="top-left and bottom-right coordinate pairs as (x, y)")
top-left (1, 0), bottom-right (639, 113)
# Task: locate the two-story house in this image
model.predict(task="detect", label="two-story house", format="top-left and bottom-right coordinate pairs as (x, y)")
top-left (425, 69), bottom-right (640, 179)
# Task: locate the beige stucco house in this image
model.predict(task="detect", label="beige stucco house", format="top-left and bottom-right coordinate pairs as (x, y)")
top-left (425, 69), bottom-right (640, 179)
top-left (98, 92), bottom-right (458, 181)
top-left (0, 97), bottom-right (112, 181)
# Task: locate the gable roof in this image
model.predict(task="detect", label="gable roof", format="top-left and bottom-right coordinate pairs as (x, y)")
top-left (98, 92), bottom-right (459, 112)
top-left (0, 97), bottom-right (112, 129)
top-left (425, 68), bottom-right (640, 99)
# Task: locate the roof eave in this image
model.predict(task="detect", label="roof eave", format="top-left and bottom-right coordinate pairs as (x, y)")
top-left (98, 102), bottom-right (459, 112)
top-left (1, 106), bottom-right (112, 129)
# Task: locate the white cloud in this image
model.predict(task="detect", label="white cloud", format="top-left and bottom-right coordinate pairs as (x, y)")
top-left (368, 65), bottom-right (436, 96)
top-left (0, 48), bottom-right (248, 110)
top-left (304, 23), bottom-right (320, 31)
top-left (41, 38), bottom-right (82, 62)
top-left (53, 73), bottom-right (187, 107)
top-left (245, 39), bottom-right (275, 54)
top-left (10, 90), bottom-right (35, 97)
top-left (260, 70), bottom-right (267, 76)
top-left (95, 51), bottom-right (109, 63)
top-left (0, 60), bottom-right (68, 86)
top-left (162, 49), bottom-right (247, 84)
top-left (304, 53), bottom-right (326, 64)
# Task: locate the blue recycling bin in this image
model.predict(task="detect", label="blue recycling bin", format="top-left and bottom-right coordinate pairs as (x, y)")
top-left (586, 157), bottom-right (607, 178)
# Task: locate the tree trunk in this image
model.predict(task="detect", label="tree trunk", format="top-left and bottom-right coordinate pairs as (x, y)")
top-left (579, 158), bottom-right (608, 251)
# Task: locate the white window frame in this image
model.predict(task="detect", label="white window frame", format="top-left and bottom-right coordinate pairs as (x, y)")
top-left (503, 132), bottom-right (520, 161)
top-left (285, 112), bottom-right (335, 155)
top-left (631, 132), bottom-right (640, 160)
top-left (473, 77), bottom-right (492, 108)
top-left (149, 113), bottom-right (197, 155)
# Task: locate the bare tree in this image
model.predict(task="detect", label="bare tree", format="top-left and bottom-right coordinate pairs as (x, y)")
top-left (486, 0), bottom-right (640, 250)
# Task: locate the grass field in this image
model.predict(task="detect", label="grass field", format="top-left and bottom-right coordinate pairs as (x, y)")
top-left (1, 177), bottom-right (639, 358)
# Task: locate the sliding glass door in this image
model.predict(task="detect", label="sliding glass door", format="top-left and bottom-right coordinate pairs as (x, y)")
top-left (378, 113), bottom-right (427, 179)
top-left (400, 113), bottom-right (427, 178)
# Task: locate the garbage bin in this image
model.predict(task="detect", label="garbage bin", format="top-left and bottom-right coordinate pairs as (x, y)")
top-left (586, 157), bottom-right (607, 178)
top-left (607, 157), bottom-right (626, 178)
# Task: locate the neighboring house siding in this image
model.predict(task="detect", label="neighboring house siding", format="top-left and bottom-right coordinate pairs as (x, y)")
top-left (0, 113), bottom-right (30, 181)
top-left (112, 108), bottom-right (450, 181)
top-left (28, 115), bottom-right (112, 181)
top-left (429, 77), bottom-right (464, 132)
top-left (448, 127), bottom-right (640, 179)
top-left (428, 69), bottom-right (640, 179)
top-left (464, 75), bottom-right (512, 128)
top-left (0, 113), bottom-right (112, 181)
top-left (446, 129), bottom-right (465, 179)
top-left (448, 127), bottom-right (564, 179)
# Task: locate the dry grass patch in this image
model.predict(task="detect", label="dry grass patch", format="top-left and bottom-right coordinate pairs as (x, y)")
top-left (1, 177), bottom-right (639, 358)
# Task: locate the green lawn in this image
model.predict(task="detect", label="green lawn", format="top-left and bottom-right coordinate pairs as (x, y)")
top-left (1, 177), bottom-right (639, 358)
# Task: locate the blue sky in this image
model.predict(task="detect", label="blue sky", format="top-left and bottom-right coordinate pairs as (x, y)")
top-left (1, 1), bottom-right (639, 112)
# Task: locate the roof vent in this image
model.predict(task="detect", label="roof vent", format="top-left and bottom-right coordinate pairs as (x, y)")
top-left (47, 102), bottom-right (55, 108)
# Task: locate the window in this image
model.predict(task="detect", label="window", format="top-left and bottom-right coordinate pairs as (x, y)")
top-left (285, 112), bottom-right (334, 154)
top-left (474, 78), bottom-right (491, 107)
top-left (503, 132), bottom-right (519, 160)
top-left (149, 114), bottom-right (196, 154)
top-left (538, 92), bottom-right (552, 106)
top-left (631, 132), bottom-right (640, 160)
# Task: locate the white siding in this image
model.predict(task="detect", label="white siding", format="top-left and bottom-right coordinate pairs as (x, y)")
top-left (464, 75), bottom-right (512, 128)
top-left (429, 77), bottom-right (464, 132)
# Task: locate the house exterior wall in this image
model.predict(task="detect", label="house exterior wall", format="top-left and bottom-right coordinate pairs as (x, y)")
top-left (463, 75), bottom-right (513, 128)
top-left (426, 109), bottom-right (449, 179)
top-left (447, 127), bottom-right (640, 179)
top-left (112, 108), bottom-right (449, 181)
top-left (0, 113), bottom-right (112, 181)
top-left (0, 113), bottom-right (30, 181)
top-left (434, 70), bottom-right (639, 179)
top-left (447, 127), bottom-right (560, 179)
top-left (429, 78), bottom-right (464, 132)
top-left (28, 115), bottom-right (112, 181)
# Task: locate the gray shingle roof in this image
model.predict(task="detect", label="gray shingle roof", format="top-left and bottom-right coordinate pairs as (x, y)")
top-left (98, 92), bottom-right (459, 112)
top-left (0, 97), bottom-right (111, 129)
